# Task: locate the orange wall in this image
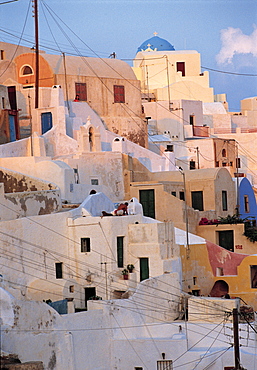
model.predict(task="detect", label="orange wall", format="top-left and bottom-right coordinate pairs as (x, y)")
top-left (15, 53), bottom-right (54, 87)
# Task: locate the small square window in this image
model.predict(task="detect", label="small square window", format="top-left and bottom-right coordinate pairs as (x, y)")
top-left (171, 191), bottom-right (176, 197)
top-left (166, 145), bottom-right (173, 152)
top-left (81, 238), bottom-right (91, 253)
top-left (69, 285), bottom-right (74, 293)
top-left (91, 179), bottom-right (98, 185)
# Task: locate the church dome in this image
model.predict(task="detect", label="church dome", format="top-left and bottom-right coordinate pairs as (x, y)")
top-left (137, 35), bottom-right (175, 53)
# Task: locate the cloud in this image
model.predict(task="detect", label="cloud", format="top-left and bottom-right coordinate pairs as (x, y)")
top-left (216, 26), bottom-right (257, 64)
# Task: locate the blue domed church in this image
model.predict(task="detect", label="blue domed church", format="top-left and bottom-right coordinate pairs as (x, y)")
top-left (137, 34), bottom-right (175, 52)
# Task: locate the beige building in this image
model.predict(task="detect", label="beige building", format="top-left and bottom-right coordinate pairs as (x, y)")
top-left (130, 167), bottom-right (237, 234)
top-left (0, 41), bottom-right (147, 147)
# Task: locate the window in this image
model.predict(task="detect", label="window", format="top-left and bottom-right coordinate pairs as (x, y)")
top-left (140, 257), bottom-right (149, 281)
top-left (114, 85), bottom-right (125, 103)
top-left (171, 191), bottom-right (176, 197)
top-left (157, 360), bottom-right (173, 369)
top-left (0, 50), bottom-right (5, 60)
top-left (218, 230), bottom-right (234, 252)
top-left (91, 179), bottom-right (98, 185)
top-left (191, 191), bottom-right (203, 211)
top-left (176, 62), bottom-right (185, 76)
top-left (166, 145), bottom-right (173, 152)
top-left (236, 157), bottom-right (241, 168)
top-left (244, 195), bottom-right (249, 213)
top-left (55, 262), bottom-right (63, 279)
top-left (189, 115), bottom-right (195, 125)
top-left (8, 86), bottom-right (17, 110)
top-left (85, 287), bottom-right (96, 309)
top-left (179, 191), bottom-right (185, 201)
top-left (190, 160), bottom-right (196, 170)
top-left (69, 285), bottom-right (74, 293)
top-left (139, 189), bottom-right (155, 219)
top-left (251, 266), bottom-right (257, 288)
top-left (222, 149), bottom-right (227, 157)
top-left (222, 191), bottom-right (228, 211)
top-left (215, 161), bottom-right (219, 167)
top-left (22, 65), bottom-right (33, 75)
top-left (2, 97), bottom-right (5, 109)
top-left (75, 82), bottom-right (87, 101)
top-left (117, 236), bottom-right (124, 268)
top-left (81, 238), bottom-right (91, 252)
top-left (135, 368), bottom-right (143, 370)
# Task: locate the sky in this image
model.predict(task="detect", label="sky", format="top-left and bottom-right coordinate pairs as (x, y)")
top-left (1, 0), bottom-right (257, 111)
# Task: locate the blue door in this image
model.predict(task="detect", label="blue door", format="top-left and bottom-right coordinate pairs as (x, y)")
top-left (9, 115), bottom-right (16, 142)
top-left (41, 112), bottom-right (53, 134)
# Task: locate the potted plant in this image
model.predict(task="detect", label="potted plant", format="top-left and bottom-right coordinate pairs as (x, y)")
top-left (127, 264), bottom-right (135, 273)
top-left (122, 268), bottom-right (129, 280)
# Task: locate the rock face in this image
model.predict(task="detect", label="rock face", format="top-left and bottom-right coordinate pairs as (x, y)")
top-left (0, 355), bottom-right (44, 369)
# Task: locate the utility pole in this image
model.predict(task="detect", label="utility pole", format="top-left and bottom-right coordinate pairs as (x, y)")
top-left (32, 0), bottom-right (39, 109)
top-left (196, 146), bottom-right (200, 169)
top-left (233, 308), bottom-right (242, 370)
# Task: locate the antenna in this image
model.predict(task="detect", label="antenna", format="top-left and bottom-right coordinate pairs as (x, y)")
top-left (32, 0), bottom-right (39, 109)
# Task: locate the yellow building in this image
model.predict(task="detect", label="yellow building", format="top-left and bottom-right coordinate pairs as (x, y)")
top-left (180, 238), bottom-right (257, 311)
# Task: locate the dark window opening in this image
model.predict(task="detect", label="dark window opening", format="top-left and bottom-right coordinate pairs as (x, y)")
top-left (191, 191), bottom-right (203, 211)
top-left (166, 144), bottom-right (173, 152)
top-left (8, 86), bottom-right (17, 110)
top-left (171, 191), bottom-right (176, 197)
top-left (41, 112), bottom-right (53, 134)
top-left (190, 160), bottom-right (196, 170)
top-left (244, 195), bottom-right (249, 213)
top-left (22, 65), bottom-right (33, 75)
top-left (114, 85), bottom-right (125, 103)
top-left (117, 236), bottom-right (124, 268)
top-left (81, 238), bottom-right (91, 253)
top-left (55, 262), bottom-right (63, 279)
top-left (222, 149), bottom-right (227, 157)
top-left (222, 191), bottom-right (228, 211)
top-left (140, 257), bottom-right (149, 281)
top-left (0, 50), bottom-right (4, 60)
top-left (218, 230), bottom-right (234, 252)
top-left (215, 161), bottom-right (219, 167)
top-left (192, 290), bottom-right (200, 296)
top-left (75, 82), bottom-right (87, 101)
top-left (176, 62), bottom-right (185, 76)
top-left (189, 115), bottom-right (195, 126)
top-left (85, 287), bottom-right (96, 309)
top-left (139, 189), bottom-right (155, 219)
top-left (236, 157), bottom-right (241, 168)
top-left (69, 285), bottom-right (74, 293)
top-left (179, 191), bottom-right (185, 201)
top-left (251, 266), bottom-right (257, 288)
top-left (91, 179), bottom-right (98, 185)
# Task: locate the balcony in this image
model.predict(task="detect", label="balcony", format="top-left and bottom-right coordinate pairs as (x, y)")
top-left (193, 125), bottom-right (210, 137)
